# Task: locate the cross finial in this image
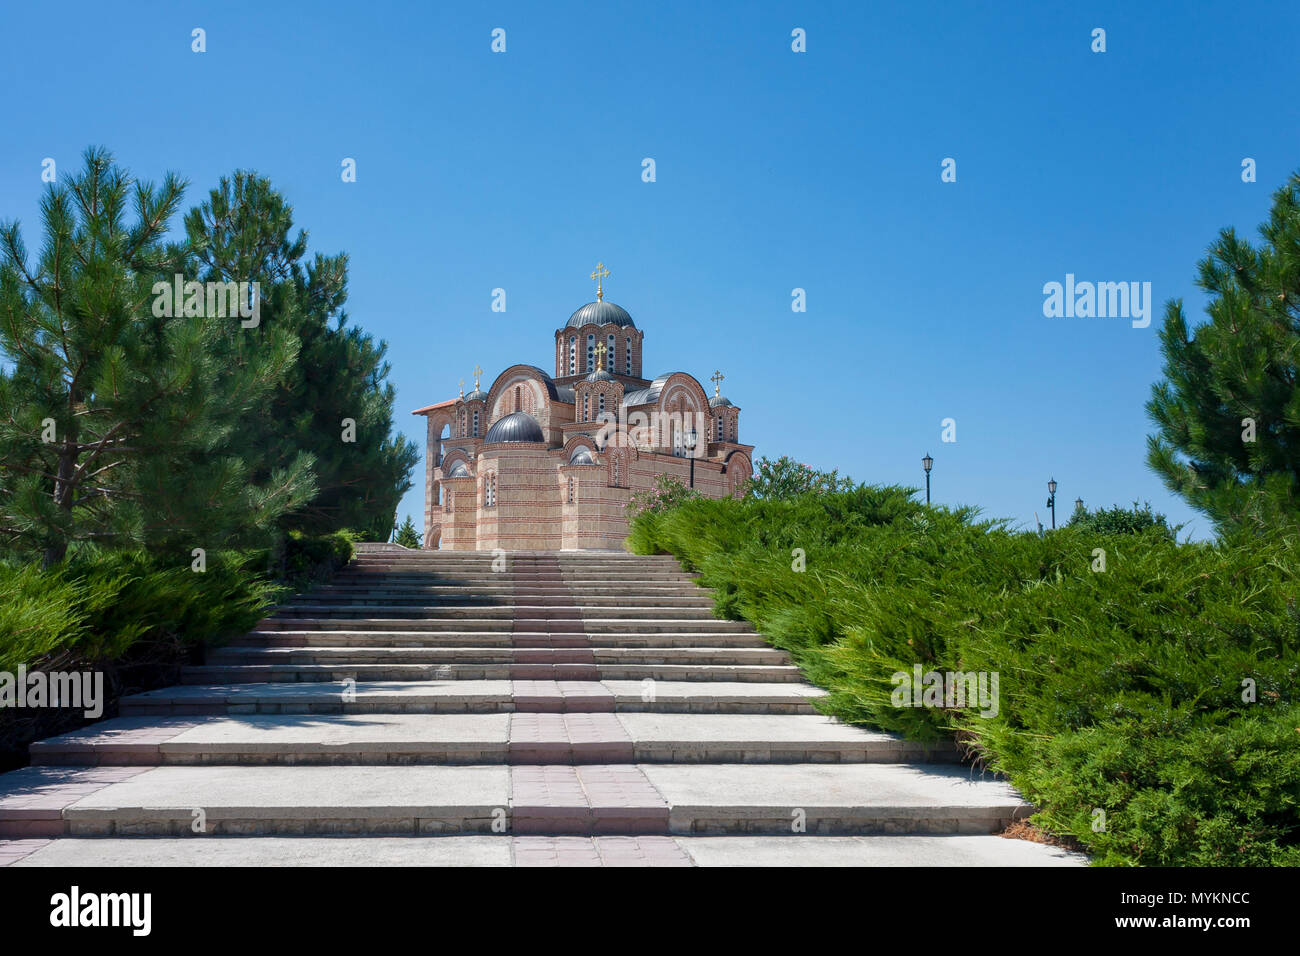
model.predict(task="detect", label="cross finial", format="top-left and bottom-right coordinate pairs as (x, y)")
top-left (590, 261), bottom-right (610, 301)
top-left (472, 364), bottom-right (483, 389)
top-left (710, 369), bottom-right (725, 397)
top-left (458, 378), bottom-right (464, 399)
top-left (595, 342), bottom-right (607, 368)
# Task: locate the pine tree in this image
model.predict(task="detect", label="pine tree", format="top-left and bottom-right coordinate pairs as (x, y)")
top-left (1147, 171), bottom-right (1300, 535)
top-left (0, 148), bottom-right (315, 565)
top-left (392, 515), bottom-right (420, 549)
top-left (183, 172), bottom-right (417, 541)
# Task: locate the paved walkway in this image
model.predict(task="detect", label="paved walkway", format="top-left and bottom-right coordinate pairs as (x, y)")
top-left (0, 549), bottom-right (1084, 866)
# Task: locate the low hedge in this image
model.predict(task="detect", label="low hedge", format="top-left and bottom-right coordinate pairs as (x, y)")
top-left (626, 486), bottom-right (1300, 866)
top-left (0, 531), bottom-right (356, 768)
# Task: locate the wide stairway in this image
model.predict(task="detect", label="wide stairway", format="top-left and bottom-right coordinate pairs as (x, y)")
top-left (0, 547), bottom-right (1081, 866)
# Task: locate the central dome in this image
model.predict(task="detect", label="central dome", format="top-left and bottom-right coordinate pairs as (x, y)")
top-left (566, 300), bottom-right (635, 329)
top-left (484, 410), bottom-right (545, 444)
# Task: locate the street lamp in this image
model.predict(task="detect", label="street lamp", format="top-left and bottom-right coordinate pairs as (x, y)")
top-left (1046, 478), bottom-right (1058, 530)
top-left (684, 427), bottom-right (698, 488)
top-left (921, 453), bottom-right (933, 505)
top-left (1075, 496), bottom-right (1084, 514)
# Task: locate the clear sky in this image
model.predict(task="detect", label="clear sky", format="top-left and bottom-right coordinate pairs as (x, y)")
top-left (3, 0), bottom-right (1298, 540)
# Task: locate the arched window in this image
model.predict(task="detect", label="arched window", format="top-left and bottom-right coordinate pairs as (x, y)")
top-left (472, 409), bottom-right (479, 437)
top-left (611, 456), bottom-right (619, 487)
top-left (583, 393), bottom-right (590, 422)
top-left (459, 409), bottom-right (465, 437)
top-left (514, 385), bottom-right (522, 413)
top-left (607, 334), bottom-right (615, 371)
top-left (568, 336), bottom-right (576, 375)
top-left (586, 334), bottom-right (595, 371)
top-left (567, 476), bottom-right (575, 504)
top-left (598, 393), bottom-right (605, 417)
top-left (716, 415), bottom-right (724, 441)
top-left (484, 473), bottom-right (497, 508)
top-left (625, 337), bottom-right (632, 375)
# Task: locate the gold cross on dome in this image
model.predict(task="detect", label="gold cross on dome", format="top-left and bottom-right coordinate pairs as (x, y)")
top-left (595, 342), bottom-right (608, 366)
top-left (472, 364), bottom-right (483, 389)
top-left (590, 262), bottom-right (610, 301)
top-left (459, 378), bottom-right (465, 398)
top-left (710, 370), bottom-right (725, 396)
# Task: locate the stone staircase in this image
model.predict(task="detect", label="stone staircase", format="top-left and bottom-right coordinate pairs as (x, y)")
top-left (0, 547), bottom-right (1082, 866)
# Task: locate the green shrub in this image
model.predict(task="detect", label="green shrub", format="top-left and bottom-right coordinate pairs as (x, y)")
top-left (1066, 500), bottom-right (1176, 538)
top-left (745, 454), bottom-right (857, 499)
top-left (0, 550), bottom-right (280, 673)
top-left (627, 487), bottom-right (1300, 866)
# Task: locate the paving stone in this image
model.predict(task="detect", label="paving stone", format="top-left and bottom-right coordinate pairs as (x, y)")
top-left (10, 836), bottom-right (510, 867)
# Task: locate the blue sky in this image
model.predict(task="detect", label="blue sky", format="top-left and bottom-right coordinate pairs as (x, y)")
top-left (3, 0), bottom-right (1298, 540)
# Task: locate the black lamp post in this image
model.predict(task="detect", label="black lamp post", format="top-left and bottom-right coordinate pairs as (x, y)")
top-left (1047, 478), bottom-right (1058, 529)
top-left (921, 453), bottom-right (933, 504)
top-left (685, 427), bottom-right (698, 488)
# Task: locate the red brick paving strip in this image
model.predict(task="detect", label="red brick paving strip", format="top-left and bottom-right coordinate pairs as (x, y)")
top-left (0, 766), bottom-right (150, 837)
top-left (508, 713), bottom-right (632, 763)
top-left (29, 719), bottom-right (200, 766)
top-left (509, 763), bottom-right (670, 835)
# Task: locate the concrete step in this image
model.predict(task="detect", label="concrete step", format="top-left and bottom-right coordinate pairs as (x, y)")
top-left (206, 646), bottom-right (792, 666)
top-left (28, 713), bottom-right (956, 767)
top-left (119, 680), bottom-right (826, 716)
top-left (331, 570), bottom-right (699, 581)
top-left (271, 605), bottom-right (727, 621)
top-left (5, 834), bottom-right (1085, 867)
top-left (237, 630), bottom-right (774, 648)
top-left (0, 763), bottom-right (1031, 837)
top-left (286, 594), bottom-right (716, 608)
top-left (254, 617), bottom-right (756, 633)
top-left (179, 663), bottom-right (805, 684)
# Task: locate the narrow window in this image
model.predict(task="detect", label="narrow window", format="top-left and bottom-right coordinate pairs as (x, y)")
top-left (567, 476), bottom-right (575, 504)
top-left (612, 456), bottom-right (619, 487)
top-left (586, 334), bottom-right (595, 371)
top-left (472, 409), bottom-right (479, 437)
top-left (625, 337), bottom-right (632, 375)
top-left (607, 334), bottom-right (615, 371)
top-left (569, 336), bottom-right (576, 374)
top-left (598, 393), bottom-right (605, 417)
top-left (583, 393), bottom-right (590, 422)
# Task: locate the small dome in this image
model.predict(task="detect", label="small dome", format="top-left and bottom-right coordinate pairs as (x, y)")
top-left (484, 410), bottom-right (545, 444)
top-left (569, 447), bottom-right (595, 465)
top-left (585, 367), bottom-right (614, 383)
top-left (566, 300), bottom-right (635, 329)
top-left (709, 394), bottom-right (733, 408)
top-left (464, 388), bottom-right (489, 403)
top-left (445, 461), bottom-right (470, 478)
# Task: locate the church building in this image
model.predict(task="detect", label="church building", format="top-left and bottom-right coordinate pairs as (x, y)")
top-left (412, 264), bottom-right (755, 550)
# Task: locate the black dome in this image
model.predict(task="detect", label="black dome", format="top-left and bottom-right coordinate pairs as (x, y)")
top-left (585, 367), bottom-right (614, 383)
top-left (566, 300), bottom-right (635, 329)
top-left (484, 410), bottom-right (544, 444)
